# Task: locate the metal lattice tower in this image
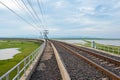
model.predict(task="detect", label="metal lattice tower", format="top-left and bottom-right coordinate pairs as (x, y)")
top-left (43, 30), bottom-right (49, 40)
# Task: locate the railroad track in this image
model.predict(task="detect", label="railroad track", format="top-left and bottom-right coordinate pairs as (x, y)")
top-left (51, 40), bottom-right (120, 80)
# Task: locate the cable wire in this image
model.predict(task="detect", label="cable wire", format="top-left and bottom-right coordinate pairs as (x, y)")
top-left (0, 1), bottom-right (44, 38)
top-left (37, 0), bottom-right (46, 28)
top-left (20, 0), bottom-right (44, 38)
top-left (14, 0), bottom-right (42, 29)
top-left (26, 0), bottom-right (46, 29)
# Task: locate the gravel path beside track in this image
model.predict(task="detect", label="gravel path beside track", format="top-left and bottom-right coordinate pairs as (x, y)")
top-left (30, 42), bottom-right (62, 80)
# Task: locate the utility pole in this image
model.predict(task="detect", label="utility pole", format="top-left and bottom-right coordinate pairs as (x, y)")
top-left (91, 41), bottom-right (96, 48)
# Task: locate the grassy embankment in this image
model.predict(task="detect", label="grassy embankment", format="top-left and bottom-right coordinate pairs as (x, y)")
top-left (77, 40), bottom-right (120, 55)
top-left (0, 40), bottom-right (42, 79)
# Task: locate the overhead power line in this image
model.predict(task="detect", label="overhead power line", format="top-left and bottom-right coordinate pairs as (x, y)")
top-left (37, 0), bottom-right (46, 28)
top-left (12, 0), bottom-right (32, 18)
top-left (0, 1), bottom-right (35, 27)
top-left (26, 0), bottom-right (45, 29)
top-left (0, 0), bottom-right (47, 38)
top-left (0, 1), bottom-right (43, 37)
top-left (13, 0), bottom-right (42, 29)
top-left (20, 0), bottom-right (41, 25)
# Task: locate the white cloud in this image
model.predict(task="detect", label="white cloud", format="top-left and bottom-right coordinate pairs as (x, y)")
top-left (63, 13), bottom-right (111, 26)
top-left (63, 25), bottom-right (120, 38)
top-left (78, 7), bottom-right (95, 15)
top-left (55, 1), bottom-right (63, 9)
top-left (0, 0), bottom-right (120, 38)
top-left (48, 28), bottom-right (59, 32)
top-left (114, 1), bottom-right (120, 8)
top-left (53, 0), bottom-right (68, 9)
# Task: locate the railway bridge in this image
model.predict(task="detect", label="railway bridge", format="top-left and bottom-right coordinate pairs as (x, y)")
top-left (0, 40), bottom-right (120, 80)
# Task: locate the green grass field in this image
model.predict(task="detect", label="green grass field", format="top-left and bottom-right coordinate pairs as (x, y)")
top-left (95, 43), bottom-right (120, 54)
top-left (0, 40), bottom-right (42, 78)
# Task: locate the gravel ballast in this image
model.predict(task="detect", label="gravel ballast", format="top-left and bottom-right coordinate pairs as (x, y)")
top-left (30, 42), bottom-right (62, 80)
top-left (54, 42), bottom-right (107, 80)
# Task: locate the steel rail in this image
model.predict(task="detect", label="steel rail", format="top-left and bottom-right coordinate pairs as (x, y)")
top-left (52, 41), bottom-right (120, 80)
top-left (60, 41), bottom-right (120, 66)
top-left (50, 41), bottom-right (71, 80)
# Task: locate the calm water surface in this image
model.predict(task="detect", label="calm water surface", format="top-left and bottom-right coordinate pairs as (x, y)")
top-left (89, 40), bottom-right (120, 46)
top-left (58, 40), bottom-right (120, 46)
top-left (0, 48), bottom-right (21, 60)
top-left (58, 40), bottom-right (86, 44)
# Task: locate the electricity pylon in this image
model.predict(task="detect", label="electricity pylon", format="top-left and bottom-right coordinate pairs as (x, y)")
top-left (43, 30), bottom-right (49, 40)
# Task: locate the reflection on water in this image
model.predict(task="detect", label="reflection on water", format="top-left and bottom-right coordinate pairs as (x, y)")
top-left (89, 40), bottom-right (120, 46)
top-left (0, 48), bottom-right (21, 60)
top-left (58, 40), bottom-right (86, 44)
top-left (58, 39), bottom-right (120, 46)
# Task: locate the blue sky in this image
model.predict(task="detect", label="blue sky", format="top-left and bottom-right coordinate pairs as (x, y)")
top-left (0, 0), bottom-right (120, 38)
